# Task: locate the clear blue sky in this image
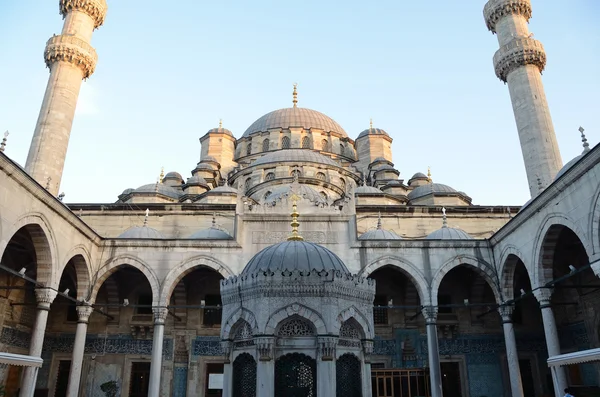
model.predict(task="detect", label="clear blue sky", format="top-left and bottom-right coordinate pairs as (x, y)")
top-left (0, 0), bottom-right (598, 205)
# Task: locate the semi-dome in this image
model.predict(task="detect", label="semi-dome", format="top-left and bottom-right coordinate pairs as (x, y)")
top-left (408, 183), bottom-right (458, 200)
top-left (133, 183), bottom-right (182, 199)
top-left (118, 226), bottom-right (165, 239)
top-left (242, 240), bottom-right (349, 274)
top-left (242, 107), bottom-right (347, 138)
top-left (357, 127), bottom-right (389, 139)
top-left (252, 149), bottom-right (339, 168)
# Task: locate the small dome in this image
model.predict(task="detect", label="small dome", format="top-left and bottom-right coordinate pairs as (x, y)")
top-left (121, 188), bottom-right (135, 195)
top-left (243, 107), bottom-right (347, 138)
top-left (407, 183), bottom-right (458, 200)
top-left (372, 157), bottom-right (390, 164)
top-left (426, 227), bottom-right (473, 240)
top-left (374, 164), bottom-right (396, 171)
top-left (207, 127), bottom-right (233, 137)
top-left (263, 184), bottom-right (328, 206)
top-left (118, 226), bottom-right (165, 239)
top-left (189, 227), bottom-right (232, 240)
top-left (355, 185), bottom-right (382, 194)
top-left (555, 155), bottom-right (583, 181)
top-left (164, 171), bottom-right (183, 181)
top-left (242, 240), bottom-right (349, 274)
top-left (133, 183), bottom-right (182, 199)
top-left (210, 185), bottom-right (238, 194)
top-left (252, 149), bottom-right (339, 167)
top-left (194, 162), bottom-right (216, 171)
top-left (357, 128), bottom-right (389, 139)
top-left (410, 172), bottom-right (428, 180)
top-left (186, 175), bottom-right (209, 187)
top-left (359, 229), bottom-right (402, 240)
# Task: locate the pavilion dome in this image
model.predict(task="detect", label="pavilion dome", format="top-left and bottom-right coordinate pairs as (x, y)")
top-left (242, 240), bottom-right (349, 275)
top-left (407, 183), bottom-right (458, 200)
top-left (118, 226), bottom-right (165, 239)
top-left (357, 127), bottom-right (389, 139)
top-left (206, 127), bottom-right (234, 137)
top-left (242, 107), bottom-right (347, 138)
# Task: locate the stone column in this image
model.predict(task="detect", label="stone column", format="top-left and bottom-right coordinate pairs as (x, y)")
top-left (148, 307), bottom-right (168, 397)
top-left (65, 304), bottom-right (93, 397)
top-left (534, 289), bottom-right (567, 396)
top-left (221, 341), bottom-right (233, 397)
top-left (317, 336), bottom-right (337, 396)
top-left (424, 307), bottom-right (443, 397)
top-left (499, 306), bottom-right (524, 397)
top-left (255, 336), bottom-right (275, 397)
top-left (20, 288), bottom-right (57, 397)
top-left (362, 339), bottom-right (374, 396)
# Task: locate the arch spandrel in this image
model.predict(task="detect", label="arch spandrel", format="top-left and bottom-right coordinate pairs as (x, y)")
top-left (359, 255), bottom-right (429, 305)
top-left (265, 303), bottom-right (326, 335)
top-left (533, 214), bottom-right (592, 288)
top-left (430, 255), bottom-right (501, 306)
top-left (497, 246), bottom-right (530, 301)
top-left (222, 307), bottom-right (258, 340)
top-left (159, 255), bottom-right (234, 306)
top-left (337, 306), bottom-right (372, 339)
top-left (89, 255), bottom-right (160, 305)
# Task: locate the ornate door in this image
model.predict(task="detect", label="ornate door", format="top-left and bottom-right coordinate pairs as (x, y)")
top-left (275, 353), bottom-right (317, 397)
top-left (232, 353), bottom-right (257, 397)
top-left (336, 354), bottom-right (362, 397)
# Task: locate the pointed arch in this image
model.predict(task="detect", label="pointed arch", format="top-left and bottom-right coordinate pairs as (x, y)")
top-left (4, 213), bottom-right (58, 288)
top-left (533, 214), bottom-right (592, 288)
top-left (222, 307), bottom-right (258, 340)
top-left (89, 255), bottom-right (160, 305)
top-left (265, 303), bottom-right (326, 335)
top-left (431, 255), bottom-right (501, 306)
top-left (159, 255), bottom-right (234, 306)
top-left (301, 136), bottom-right (311, 149)
top-left (336, 306), bottom-right (372, 339)
top-left (359, 255), bottom-right (429, 305)
top-left (262, 138), bottom-right (270, 152)
top-left (497, 245), bottom-right (530, 301)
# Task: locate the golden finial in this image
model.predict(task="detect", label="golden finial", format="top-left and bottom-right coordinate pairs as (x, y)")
top-left (370, 118), bottom-right (373, 130)
top-left (219, 119), bottom-right (223, 129)
top-left (159, 167), bottom-right (165, 183)
top-left (427, 166), bottom-right (432, 183)
top-left (292, 83), bottom-right (298, 108)
top-left (287, 193), bottom-right (304, 241)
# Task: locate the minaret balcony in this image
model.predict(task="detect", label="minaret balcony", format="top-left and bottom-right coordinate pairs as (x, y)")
top-left (493, 36), bottom-right (546, 82)
top-left (44, 34), bottom-right (98, 79)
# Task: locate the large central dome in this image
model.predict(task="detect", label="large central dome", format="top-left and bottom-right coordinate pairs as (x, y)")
top-left (242, 107), bottom-right (347, 138)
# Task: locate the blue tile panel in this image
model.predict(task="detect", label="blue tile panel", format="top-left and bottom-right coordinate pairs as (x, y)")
top-left (173, 366), bottom-right (188, 397)
top-left (192, 336), bottom-right (223, 356)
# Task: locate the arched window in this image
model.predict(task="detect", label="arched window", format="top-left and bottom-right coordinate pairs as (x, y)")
top-left (233, 353), bottom-right (257, 397)
top-left (262, 138), bottom-right (270, 152)
top-left (277, 316), bottom-right (315, 337)
top-left (246, 140), bottom-right (252, 156)
top-left (291, 169), bottom-right (302, 180)
top-left (316, 172), bottom-right (326, 181)
top-left (321, 139), bottom-right (329, 151)
top-left (265, 172), bottom-right (275, 181)
top-left (336, 354), bottom-right (362, 397)
top-left (281, 136), bottom-right (291, 149)
top-left (244, 178), bottom-right (252, 192)
top-left (339, 178), bottom-right (346, 190)
top-left (320, 191), bottom-right (328, 201)
top-left (301, 136), bottom-right (311, 149)
top-left (340, 144), bottom-right (344, 154)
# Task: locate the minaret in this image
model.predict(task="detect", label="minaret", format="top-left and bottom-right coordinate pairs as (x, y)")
top-left (25, 0), bottom-right (108, 195)
top-left (484, 0), bottom-right (562, 197)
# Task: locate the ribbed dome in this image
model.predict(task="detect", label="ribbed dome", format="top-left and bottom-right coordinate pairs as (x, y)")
top-left (242, 107), bottom-right (347, 137)
top-left (118, 226), bottom-right (165, 239)
top-left (252, 149), bottom-right (339, 167)
top-left (242, 241), bottom-right (349, 274)
top-left (189, 227), bottom-right (232, 239)
top-left (355, 185), bottom-right (382, 194)
top-left (426, 227), bottom-right (473, 240)
top-left (357, 128), bottom-right (389, 139)
top-left (407, 183), bottom-right (458, 200)
top-left (133, 183), bottom-right (182, 199)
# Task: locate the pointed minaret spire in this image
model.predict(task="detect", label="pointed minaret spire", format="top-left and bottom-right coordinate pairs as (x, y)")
top-left (376, 212), bottom-right (382, 230)
top-left (0, 131), bottom-right (9, 153)
top-left (292, 83), bottom-right (298, 108)
top-left (442, 207), bottom-right (448, 228)
top-left (143, 208), bottom-right (150, 227)
top-left (287, 193), bottom-right (304, 241)
top-left (579, 126), bottom-right (590, 154)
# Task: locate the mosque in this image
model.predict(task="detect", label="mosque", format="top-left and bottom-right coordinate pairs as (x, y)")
top-left (1, 0), bottom-right (600, 396)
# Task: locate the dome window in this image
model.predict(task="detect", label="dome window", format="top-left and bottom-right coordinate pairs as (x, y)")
top-left (321, 139), bottom-right (329, 151)
top-left (316, 172), bottom-right (326, 181)
top-left (246, 140), bottom-right (252, 156)
top-left (340, 178), bottom-right (346, 189)
top-left (265, 172), bottom-right (275, 181)
top-left (301, 136), bottom-right (311, 149)
top-left (262, 138), bottom-right (270, 152)
top-left (281, 136), bottom-right (291, 149)
top-left (291, 169), bottom-right (302, 179)
top-left (244, 178), bottom-right (252, 192)
top-left (320, 191), bottom-right (328, 200)
top-left (339, 143), bottom-right (344, 154)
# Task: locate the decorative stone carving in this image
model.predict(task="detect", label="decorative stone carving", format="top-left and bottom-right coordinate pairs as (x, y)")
top-left (493, 37), bottom-right (546, 82)
top-left (533, 288), bottom-right (553, 308)
top-left (76, 304), bottom-right (94, 323)
top-left (34, 288), bottom-right (57, 310)
top-left (362, 340), bottom-right (374, 363)
top-left (422, 306), bottom-right (438, 325)
top-left (484, 0), bottom-right (532, 33)
top-left (252, 231), bottom-right (338, 244)
top-left (278, 318), bottom-right (314, 337)
top-left (498, 305), bottom-right (513, 323)
top-left (44, 35), bottom-right (98, 79)
top-left (254, 336), bottom-right (274, 361)
top-left (220, 340), bottom-right (232, 362)
top-left (153, 307), bottom-right (169, 325)
top-left (318, 336), bottom-right (337, 361)
top-left (59, 0), bottom-right (108, 29)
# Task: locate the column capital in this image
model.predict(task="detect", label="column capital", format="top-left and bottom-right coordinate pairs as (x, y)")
top-left (498, 305), bottom-right (514, 323)
top-left (44, 34), bottom-right (98, 79)
top-left (533, 288), bottom-right (553, 307)
top-left (59, 0), bottom-right (108, 29)
top-left (493, 37), bottom-right (547, 82)
top-left (484, 0), bottom-right (532, 33)
top-left (423, 306), bottom-right (438, 324)
top-left (362, 339), bottom-right (374, 363)
top-left (76, 304), bottom-right (94, 323)
top-left (254, 336), bottom-right (275, 361)
top-left (318, 336), bottom-right (338, 361)
top-left (152, 307), bottom-right (169, 325)
top-left (35, 288), bottom-right (57, 310)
